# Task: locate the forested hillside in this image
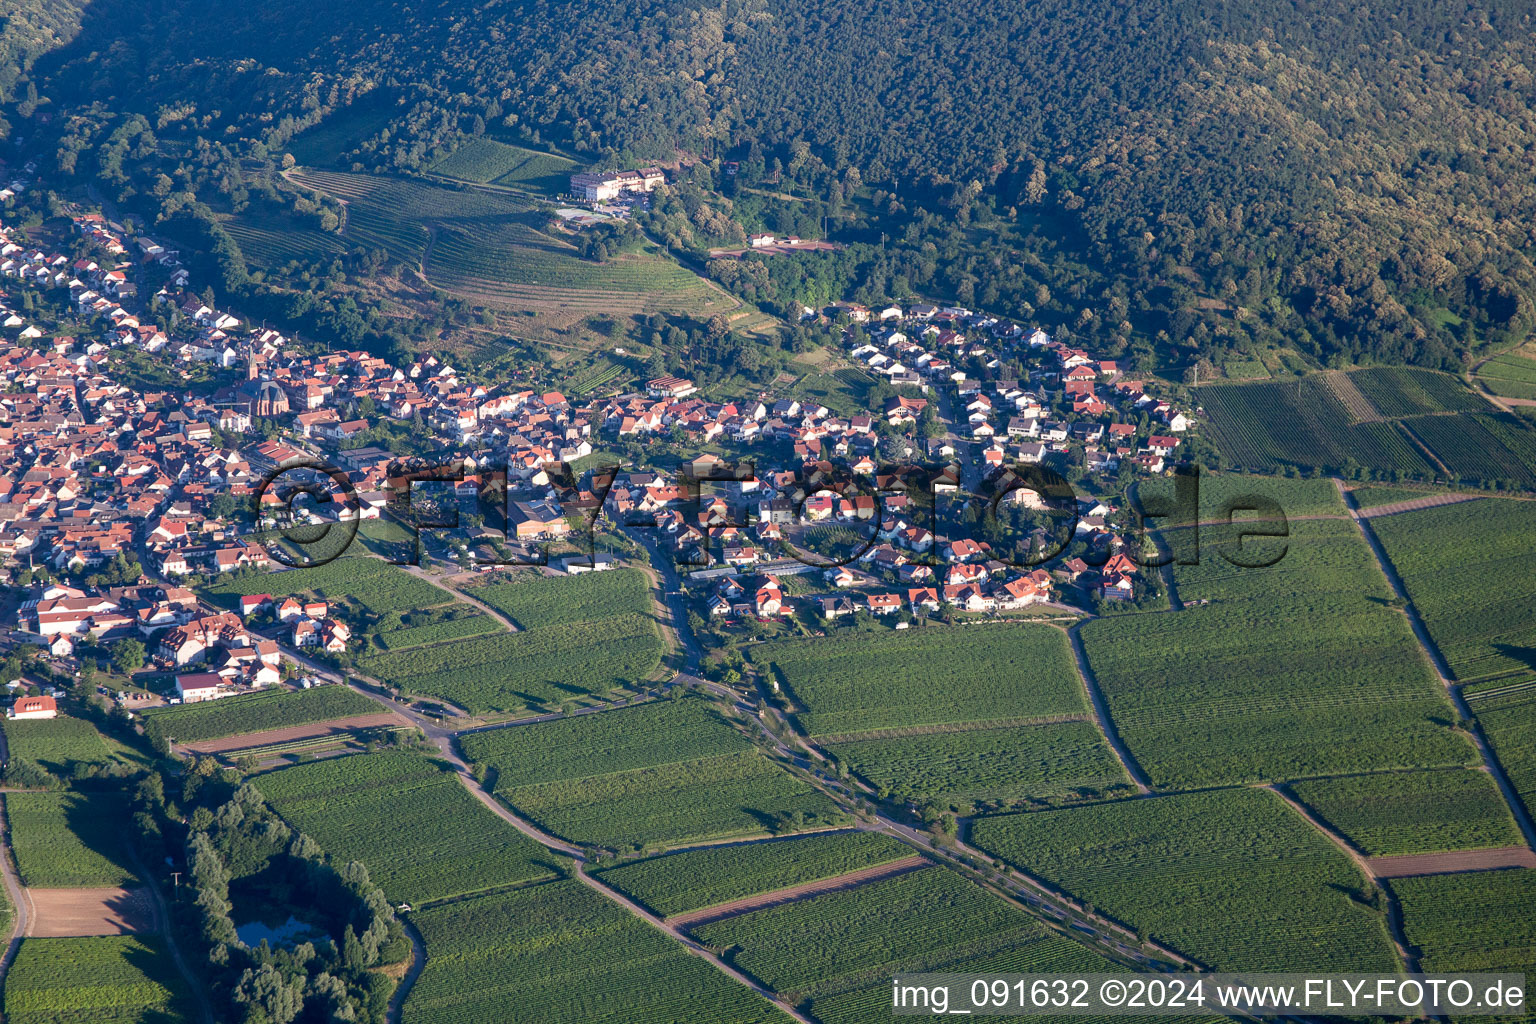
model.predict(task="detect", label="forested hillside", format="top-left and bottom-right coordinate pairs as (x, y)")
top-left (5, 0), bottom-right (1535, 370)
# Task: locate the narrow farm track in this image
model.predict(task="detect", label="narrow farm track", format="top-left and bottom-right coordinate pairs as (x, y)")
top-left (386, 921), bottom-right (428, 1024)
top-left (442, 771), bottom-right (812, 1021)
top-left (389, 561), bottom-right (519, 632)
top-left (666, 855), bottom-right (931, 928)
top-left (0, 808), bottom-right (32, 979)
top-left (1334, 478), bottom-right (1536, 852)
top-left (1356, 492), bottom-right (1482, 518)
top-left (1267, 786), bottom-right (1418, 973)
top-left (124, 844), bottom-right (215, 1024)
top-left (1066, 623), bottom-right (1152, 794)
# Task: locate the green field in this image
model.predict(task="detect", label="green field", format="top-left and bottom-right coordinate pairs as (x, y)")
top-left (1288, 769), bottom-right (1524, 857)
top-left (1348, 367), bottom-right (1490, 418)
top-left (1405, 414), bottom-right (1536, 488)
top-left (288, 169), bottom-right (733, 318)
top-left (428, 137), bottom-right (579, 193)
top-left (356, 613), bottom-right (665, 712)
top-left (970, 788), bottom-right (1399, 972)
top-left (692, 866), bottom-right (1113, 1013)
top-left (256, 751), bottom-right (557, 905)
top-left (1470, 684), bottom-right (1536, 826)
top-left (1348, 484), bottom-right (1451, 509)
top-left (1372, 499), bottom-right (1536, 682)
top-left (287, 92), bottom-right (401, 167)
top-left (3, 936), bottom-right (193, 1024)
top-left (461, 698), bottom-right (845, 848)
top-left (1395, 868), bottom-right (1536, 993)
top-left (3, 791), bottom-right (136, 888)
top-left (1137, 472), bottom-right (1347, 521)
top-left (824, 720), bottom-right (1130, 807)
top-left (206, 557), bottom-right (450, 616)
top-left (750, 624), bottom-right (1087, 738)
top-left (405, 879), bottom-right (781, 1024)
top-left (0, 715), bottom-right (144, 774)
top-left (1083, 520), bottom-right (1473, 787)
top-left (1476, 347), bottom-right (1536, 401)
top-left (595, 831), bottom-right (913, 918)
top-left (1197, 375), bottom-right (1439, 477)
top-left (468, 568), bottom-right (653, 629)
top-left (142, 686), bottom-right (379, 744)
top-left (373, 612), bottom-right (500, 649)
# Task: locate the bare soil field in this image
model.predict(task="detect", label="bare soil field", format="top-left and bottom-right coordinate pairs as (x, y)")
top-left (180, 712), bottom-right (409, 754)
top-left (1369, 846), bottom-right (1536, 878)
top-left (669, 854), bottom-right (930, 928)
top-left (27, 887), bottom-right (154, 936)
top-left (1359, 493), bottom-right (1482, 519)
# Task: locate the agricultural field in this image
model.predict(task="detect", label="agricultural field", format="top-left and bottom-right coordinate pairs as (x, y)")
top-left (405, 879), bottom-right (782, 1024)
top-left (1372, 498), bottom-right (1536, 682)
top-left (460, 698), bottom-right (845, 848)
top-left (1394, 868), bottom-right (1536, 985)
top-left (288, 169), bottom-right (734, 320)
top-left (823, 720), bottom-right (1131, 807)
top-left (1348, 367), bottom-right (1489, 418)
top-left (356, 613), bottom-right (665, 712)
top-left (692, 866), bottom-right (1110, 1014)
top-left (3, 936), bottom-right (194, 1024)
top-left (970, 788), bottom-right (1400, 972)
top-left (1348, 484), bottom-right (1452, 509)
top-left (286, 93), bottom-right (401, 167)
top-left (142, 685), bottom-right (380, 745)
top-left (1082, 520), bottom-right (1473, 787)
top-left (467, 568), bottom-right (653, 629)
top-left (1197, 376), bottom-right (1439, 477)
top-left (595, 831), bottom-right (912, 918)
top-left (0, 715), bottom-right (145, 774)
top-left (1469, 684), bottom-right (1536, 825)
top-left (1287, 769), bottom-right (1524, 857)
top-left (750, 624), bottom-right (1087, 738)
top-left (427, 137), bottom-right (579, 193)
top-left (256, 751), bottom-right (557, 905)
top-left (1405, 414), bottom-right (1536, 488)
top-left (1475, 345), bottom-right (1536, 401)
top-left (1136, 471), bottom-right (1347, 522)
top-left (205, 557), bottom-right (450, 615)
top-left (3, 792), bottom-right (136, 888)
top-left (373, 612), bottom-right (500, 650)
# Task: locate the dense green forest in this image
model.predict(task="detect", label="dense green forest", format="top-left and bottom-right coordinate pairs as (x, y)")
top-left (4, 0), bottom-right (1535, 371)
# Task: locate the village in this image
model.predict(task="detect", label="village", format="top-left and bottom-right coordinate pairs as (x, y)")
top-left (0, 194), bottom-right (1196, 716)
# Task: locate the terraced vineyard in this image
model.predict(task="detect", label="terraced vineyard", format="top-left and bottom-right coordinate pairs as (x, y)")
top-left (750, 624), bottom-right (1087, 738)
top-left (595, 831), bottom-right (913, 917)
top-left (1394, 869), bottom-right (1536, 984)
top-left (357, 612), bottom-right (664, 712)
top-left (256, 751), bottom-right (557, 904)
top-left (3, 936), bottom-right (194, 1024)
top-left (1083, 520), bottom-right (1473, 787)
top-left (1, 715), bottom-right (144, 774)
top-left (970, 788), bottom-right (1400, 972)
top-left (428, 137), bottom-right (578, 193)
top-left (823, 720), bottom-right (1131, 807)
top-left (288, 169), bottom-right (733, 318)
top-left (461, 698), bottom-right (845, 848)
top-left (468, 568), bottom-right (653, 630)
top-left (692, 866), bottom-right (1111, 1013)
top-left (405, 879), bottom-right (782, 1024)
top-left (1372, 498), bottom-right (1536, 682)
top-left (3, 792), bottom-right (136, 888)
top-left (1288, 769), bottom-right (1524, 856)
top-left (143, 686), bottom-right (379, 744)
